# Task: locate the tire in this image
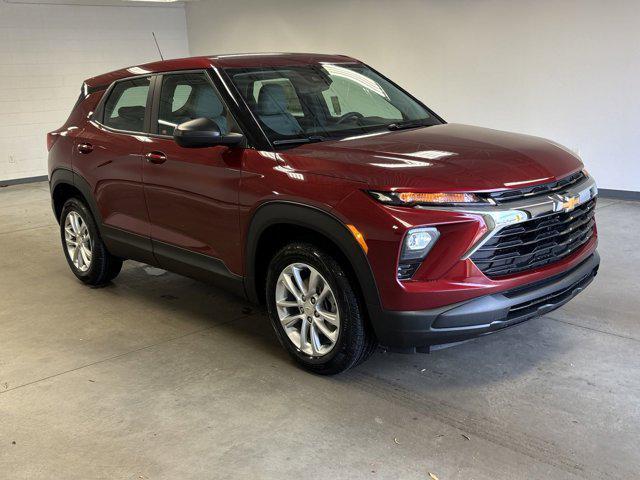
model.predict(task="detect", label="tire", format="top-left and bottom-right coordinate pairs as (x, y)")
top-left (266, 242), bottom-right (377, 375)
top-left (60, 198), bottom-right (122, 286)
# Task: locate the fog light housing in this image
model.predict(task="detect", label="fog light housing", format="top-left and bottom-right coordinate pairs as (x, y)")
top-left (398, 227), bottom-right (440, 280)
top-left (402, 228), bottom-right (439, 259)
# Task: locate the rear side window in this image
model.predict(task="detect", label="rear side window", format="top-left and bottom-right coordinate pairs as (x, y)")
top-left (102, 77), bottom-right (151, 132)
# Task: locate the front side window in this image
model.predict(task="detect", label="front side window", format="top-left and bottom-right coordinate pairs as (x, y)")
top-left (157, 73), bottom-right (233, 136)
top-left (102, 77), bottom-right (150, 132)
top-left (226, 63), bottom-right (440, 144)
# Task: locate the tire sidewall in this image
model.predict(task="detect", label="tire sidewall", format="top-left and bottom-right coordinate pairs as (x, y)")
top-left (266, 243), bottom-right (363, 371)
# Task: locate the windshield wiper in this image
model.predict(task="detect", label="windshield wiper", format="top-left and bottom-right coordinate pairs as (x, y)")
top-left (272, 135), bottom-right (326, 146)
top-left (386, 121), bottom-right (427, 131)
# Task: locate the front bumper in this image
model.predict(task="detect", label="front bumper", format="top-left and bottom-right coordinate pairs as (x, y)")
top-left (368, 251), bottom-right (600, 352)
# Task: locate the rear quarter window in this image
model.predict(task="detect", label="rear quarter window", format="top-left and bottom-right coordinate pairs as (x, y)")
top-left (102, 77), bottom-right (151, 132)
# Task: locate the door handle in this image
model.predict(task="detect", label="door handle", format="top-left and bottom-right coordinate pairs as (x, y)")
top-left (77, 143), bottom-right (93, 154)
top-left (145, 151), bottom-right (167, 164)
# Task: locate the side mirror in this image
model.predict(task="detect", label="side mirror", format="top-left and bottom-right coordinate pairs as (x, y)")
top-left (173, 117), bottom-right (244, 148)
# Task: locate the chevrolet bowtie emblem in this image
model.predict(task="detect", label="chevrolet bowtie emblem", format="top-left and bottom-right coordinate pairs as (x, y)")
top-left (556, 194), bottom-right (580, 213)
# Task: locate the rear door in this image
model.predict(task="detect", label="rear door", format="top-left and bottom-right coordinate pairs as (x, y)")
top-left (142, 71), bottom-right (244, 277)
top-left (73, 76), bottom-right (155, 263)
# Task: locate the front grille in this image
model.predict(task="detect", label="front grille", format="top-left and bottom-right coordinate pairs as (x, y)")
top-left (471, 197), bottom-right (596, 277)
top-left (484, 171), bottom-right (585, 204)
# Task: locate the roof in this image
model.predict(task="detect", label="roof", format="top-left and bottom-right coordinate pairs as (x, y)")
top-left (84, 52), bottom-right (358, 89)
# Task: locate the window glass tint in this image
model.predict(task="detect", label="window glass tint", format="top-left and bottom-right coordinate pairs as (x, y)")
top-left (157, 73), bottom-right (232, 136)
top-left (102, 77), bottom-right (150, 132)
top-left (227, 63), bottom-right (439, 142)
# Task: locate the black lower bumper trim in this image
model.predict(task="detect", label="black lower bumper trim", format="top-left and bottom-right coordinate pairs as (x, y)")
top-left (368, 251), bottom-right (600, 352)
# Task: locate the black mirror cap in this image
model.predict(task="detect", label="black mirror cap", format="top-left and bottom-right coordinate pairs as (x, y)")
top-left (173, 117), bottom-right (244, 148)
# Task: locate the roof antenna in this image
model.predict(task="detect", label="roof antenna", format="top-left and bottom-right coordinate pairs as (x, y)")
top-left (152, 32), bottom-right (164, 61)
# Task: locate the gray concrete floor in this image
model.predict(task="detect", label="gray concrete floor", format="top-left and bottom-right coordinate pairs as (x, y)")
top-left (0, 182), bottom-right (638, 480)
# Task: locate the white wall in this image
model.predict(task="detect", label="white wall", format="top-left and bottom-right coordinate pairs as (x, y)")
top-left (0, 1), bottom-right (189, 182)
top-left (186, 0), bottom-right (640, 193)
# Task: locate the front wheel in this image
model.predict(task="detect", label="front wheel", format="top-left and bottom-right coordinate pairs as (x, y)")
top-left (266, 242), bottom-right (376, 375)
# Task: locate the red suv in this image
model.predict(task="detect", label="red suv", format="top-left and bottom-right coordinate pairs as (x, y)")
top-left (48, 53), bottom-right (599, 374)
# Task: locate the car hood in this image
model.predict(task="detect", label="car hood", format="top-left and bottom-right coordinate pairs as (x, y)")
top-left (279, 123), bottom-right (583, 192)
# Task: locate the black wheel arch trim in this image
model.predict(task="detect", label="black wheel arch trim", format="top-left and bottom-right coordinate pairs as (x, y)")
top-left (50, 167), bottom-right (103, 228)
top-left (244, 201), bottom-right (381, 309)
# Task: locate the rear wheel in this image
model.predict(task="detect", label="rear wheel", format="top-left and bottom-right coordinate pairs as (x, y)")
top-left (266, 242), bottom-right (376, 375)
top-left (60, 198), bottom-right (122, 286)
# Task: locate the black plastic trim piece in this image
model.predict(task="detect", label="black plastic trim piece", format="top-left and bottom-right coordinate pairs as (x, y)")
top-left (101, 225), bottom-right (156, 266)
top-left (101, 226), bottom-right (245, 297)
top-left (152, 239), bottom-right (245, 297)
top-left (244, 201), bottom-right (380, 307)
top-left (369, 251), bottom-right (600, 351)
top-left (49, 167), bottom-right (74, 218)
top-left (50, 168), bottom-right (101, 225)
top-left (71, 171), bottom-right (104, 227)
top-left (149, 73), bottom-right (162, 136)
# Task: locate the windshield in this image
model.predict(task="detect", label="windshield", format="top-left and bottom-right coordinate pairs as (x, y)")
top-left (225, 63), bottom-right (441, 145)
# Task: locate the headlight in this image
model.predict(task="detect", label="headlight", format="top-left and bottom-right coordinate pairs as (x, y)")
top-left (369, 191), bottom-right (488, 206)
top-left (400, 227), bottom-right (440, 262)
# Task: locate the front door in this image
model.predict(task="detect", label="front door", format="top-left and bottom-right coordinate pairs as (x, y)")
top-left (142, 72), bottom-right (244, 278)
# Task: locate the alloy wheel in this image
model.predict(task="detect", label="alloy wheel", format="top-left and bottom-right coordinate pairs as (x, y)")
top-left (275, 262), bottom-right (340, 357)
top-left (64, 211), bottom-right (92, 272)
